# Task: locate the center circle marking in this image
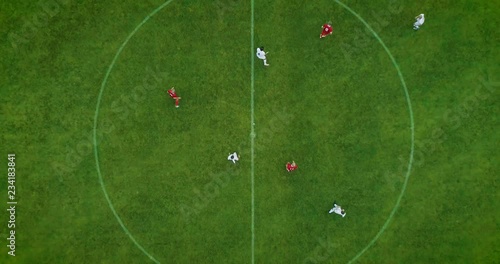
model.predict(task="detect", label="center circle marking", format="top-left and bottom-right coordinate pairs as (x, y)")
top-left (92, 1), bottom-right (415, 263)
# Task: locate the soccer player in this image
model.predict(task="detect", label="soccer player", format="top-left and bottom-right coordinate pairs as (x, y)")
top-left (167, 87), bottom-right (181, 108)
top-left (320, 23), bottom-right (333, 38)
top-left (413, 14), bottom-right (425, 30)
top-left (256, 47), bottom-right (269, 66)
top-left (286, 161), bottom-right (298, 172)
top-left (228, 152), bottom-right (239, 164)
top-left (328, 201), bottom-right (346, 217)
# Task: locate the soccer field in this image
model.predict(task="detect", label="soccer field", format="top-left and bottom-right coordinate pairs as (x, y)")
top-left (1, 0), bottom-right (498, 263)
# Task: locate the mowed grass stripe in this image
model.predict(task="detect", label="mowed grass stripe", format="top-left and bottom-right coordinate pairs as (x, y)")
top-left (93, 1), bottom-right (176, 263)
top-left (94, 1), bottom-right (252, 263)
top-left (250, 0), bottom-right (256, 263)
top-left (252, 0), bottom-right (413, 262)
top-left (333, 0), bottom-right (414, 263)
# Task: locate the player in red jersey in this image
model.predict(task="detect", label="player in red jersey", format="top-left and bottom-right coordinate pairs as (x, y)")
top-left (286, 161), bottom-right (298, 172)
top-left (167, 87), bottom-right (181, 108)
top-left (320, 23), bottom-right (333, 38)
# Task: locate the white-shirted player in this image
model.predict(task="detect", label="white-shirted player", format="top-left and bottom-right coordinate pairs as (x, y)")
top-left (228, 152), bottom-right (239, 164)
top-left (413, 14), bottom-right (425, 30)
top-left (256, 47), bottom-right (269, 66)
top-left (328, 201), bottom-right (346, 217)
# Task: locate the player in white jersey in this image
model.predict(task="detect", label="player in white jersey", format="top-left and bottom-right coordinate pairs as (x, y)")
top-left (256, 47), bottom-right (269, 66)
top-left (413, 14), bottom-right (425, 30)
top-left (228, 152), bottom-right (239, 164)
top-left (328, 202), bottom-right (346, 217)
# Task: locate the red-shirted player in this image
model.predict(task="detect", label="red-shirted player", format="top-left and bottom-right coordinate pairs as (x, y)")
top-left (320, 23), bottom-right (333, 38)
top-left (286, 161), bottom-right (298, 172)
top-left (167, 87), bottom-right (181, 108)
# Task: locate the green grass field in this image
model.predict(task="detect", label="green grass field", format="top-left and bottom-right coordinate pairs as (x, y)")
top-left (1, 0), bottom-right (498, 263)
